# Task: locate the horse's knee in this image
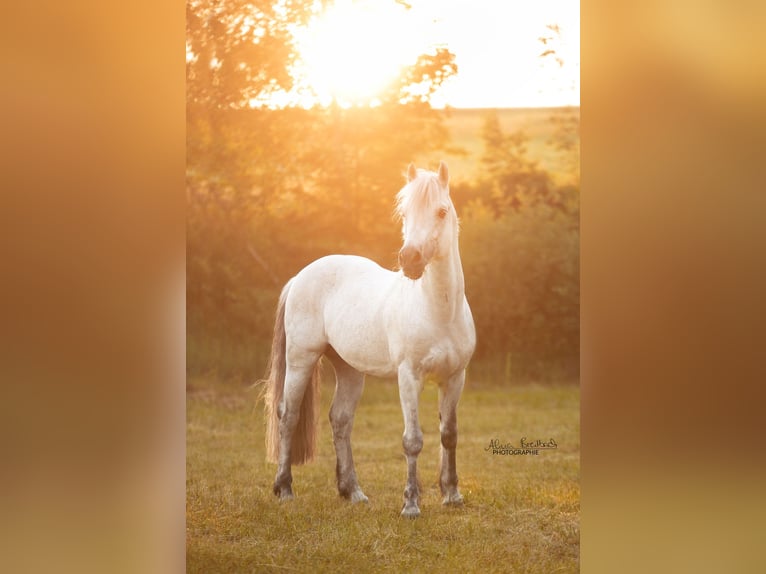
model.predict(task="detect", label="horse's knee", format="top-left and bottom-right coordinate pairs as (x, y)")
top-left (402, 430), bottom-right (423, 456)
top-left (440, 426), bottom-right (458, 450)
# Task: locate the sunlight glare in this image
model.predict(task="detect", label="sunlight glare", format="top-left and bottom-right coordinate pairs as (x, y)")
top-left (294, 0), bottom-right (428, 107)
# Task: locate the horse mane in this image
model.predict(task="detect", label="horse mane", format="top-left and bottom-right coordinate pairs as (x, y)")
top-left (394, 168), bottom-right (447, 221)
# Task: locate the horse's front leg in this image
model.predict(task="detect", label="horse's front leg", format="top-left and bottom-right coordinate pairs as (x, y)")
top-left (439, 370), bottom-right (466, 505)
top-left (398, 364), bottom-right (424, 518)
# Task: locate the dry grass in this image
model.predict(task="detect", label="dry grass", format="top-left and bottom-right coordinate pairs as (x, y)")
top-left (187, 374), bottom-right (579, 573)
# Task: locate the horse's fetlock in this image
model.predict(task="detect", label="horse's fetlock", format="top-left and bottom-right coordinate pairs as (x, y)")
top-left (403, 483), bottom-right (419, 501)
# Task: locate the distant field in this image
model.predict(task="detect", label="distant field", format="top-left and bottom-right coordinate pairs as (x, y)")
top-left (440, 107), bottom-right (579, 185)
top-left (187, 374), bottom-right (580, 573)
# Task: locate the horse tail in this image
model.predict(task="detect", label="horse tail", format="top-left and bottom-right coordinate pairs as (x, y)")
top-left (263, 279), bottom-right (321, 465)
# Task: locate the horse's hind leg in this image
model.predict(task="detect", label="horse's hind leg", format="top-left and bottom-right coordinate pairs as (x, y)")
top-left (273, 351), bottom-right (321, 500)
top-left (327, 349), bottom-right (367, 503)
top-left (439, 370), bottom-right (466, 505)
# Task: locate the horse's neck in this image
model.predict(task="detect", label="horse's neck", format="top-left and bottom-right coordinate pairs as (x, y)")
top-left (420, 241), bottom-right (465, 322)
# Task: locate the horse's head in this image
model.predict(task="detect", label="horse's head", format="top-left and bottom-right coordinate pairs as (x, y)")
top-left (395, 161), bottom-right (456, 280)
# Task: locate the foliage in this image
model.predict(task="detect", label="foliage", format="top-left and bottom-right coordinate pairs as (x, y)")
top-left (185, 2), bottom-right (579, 383)
top-left (454, 110), bottom-right (579, 380)
top-left (186, 102), bottom-right (454, 355)
top-left (460, 201), bottom-right (579, 380)
top-left (186, 1), bottom-right (458, 372)
top-left (394, 48), bottom-right (458, 104)
top-left (186, 0), bottom-right (317, 108)
top-left (475, 110), bottom-right (577, 214)
top-left (438, 107), bottom-right (579, 190)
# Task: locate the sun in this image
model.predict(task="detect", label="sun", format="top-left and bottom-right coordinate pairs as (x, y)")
top-left (293, 0), bottom-right (427, 107)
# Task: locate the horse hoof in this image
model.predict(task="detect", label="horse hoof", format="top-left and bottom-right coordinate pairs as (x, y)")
top-left (401, 505), bottom-right (421, 518)
top-left (442, 493), bottom-right (464, 506)
top-left (350, 490), bottom-right (369, 504)
top-left (278, 491), bottom-right (294, 502)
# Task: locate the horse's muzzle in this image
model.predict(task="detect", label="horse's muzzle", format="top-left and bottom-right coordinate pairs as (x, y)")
top-left (399, 245), bottom-right (425, 280)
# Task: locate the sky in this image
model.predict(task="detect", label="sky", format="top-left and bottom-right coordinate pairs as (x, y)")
top-left (289, 0), bottom-right (580, 109)
top-left (419, 0), bottom-right (580, 108)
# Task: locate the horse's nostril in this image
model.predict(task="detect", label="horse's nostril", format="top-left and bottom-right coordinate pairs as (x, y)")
top-left (399, 246), bottom-right (422, 267)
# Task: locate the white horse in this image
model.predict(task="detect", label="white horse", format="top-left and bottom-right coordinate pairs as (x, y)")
top-left (263, 162), bottom-right (476, 517)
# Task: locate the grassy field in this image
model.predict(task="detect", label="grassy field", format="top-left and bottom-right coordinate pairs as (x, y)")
top-left (187, 373), bottom-right (580, 573)
top-left (440, 107), bottom-right (579, 185)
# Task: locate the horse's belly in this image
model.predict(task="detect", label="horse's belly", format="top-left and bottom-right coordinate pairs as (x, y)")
top-left (340, 350), bottom-right (398, 379)
top-left (325, 312), bottom-right (397, 378)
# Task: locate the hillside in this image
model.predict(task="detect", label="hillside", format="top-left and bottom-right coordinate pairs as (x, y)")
top-left (440, 107), bottom-right (579, 184)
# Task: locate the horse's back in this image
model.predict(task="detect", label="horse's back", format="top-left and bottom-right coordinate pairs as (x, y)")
top-left (302, 254), bottom-right (387, 276)
top-left (292, 255), bottom-right (394, 296)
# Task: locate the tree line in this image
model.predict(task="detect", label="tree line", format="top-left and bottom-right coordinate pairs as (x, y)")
top-left (186, 0), bottom-right (579, 382)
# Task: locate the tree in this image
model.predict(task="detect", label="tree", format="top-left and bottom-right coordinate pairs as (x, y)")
top-left (461, 201), bottom-right (579, 379)
top-left (452, 107), bottom-right (580, 381)
top-left (186, 0), bottom-right (317, 109)
top-left (186, 1), bottom-right (459, 378)
top-left (477, 111), bottom-right (559, 213)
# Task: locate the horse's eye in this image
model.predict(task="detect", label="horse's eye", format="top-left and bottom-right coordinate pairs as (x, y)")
top-left (437, 207), bottom-right (448, 219)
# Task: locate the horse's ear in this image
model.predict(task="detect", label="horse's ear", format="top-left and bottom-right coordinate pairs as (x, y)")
top-left (407, 163), bottom-right (417, 182)
top-left (438, 161), bottom-right (449, 187)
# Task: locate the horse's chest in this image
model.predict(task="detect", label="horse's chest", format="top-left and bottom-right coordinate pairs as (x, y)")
top-left (412, 334), bottom-right (470, 379)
